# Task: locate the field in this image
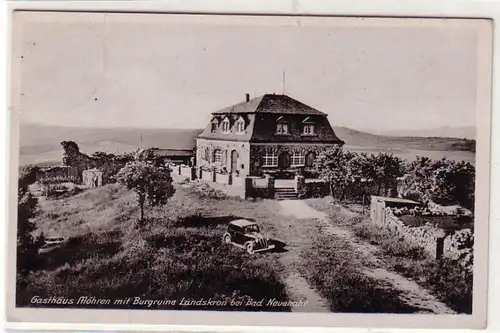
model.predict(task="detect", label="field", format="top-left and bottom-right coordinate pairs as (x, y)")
top-left (18, 177), bottom-right (470, 313)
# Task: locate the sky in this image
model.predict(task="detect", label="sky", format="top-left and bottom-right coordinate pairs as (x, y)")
top-left (14, 12), bottom-right (484, 131)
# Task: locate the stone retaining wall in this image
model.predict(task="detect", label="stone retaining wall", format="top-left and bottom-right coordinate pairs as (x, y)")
top-left (371, 197), bottom-right (473, 270)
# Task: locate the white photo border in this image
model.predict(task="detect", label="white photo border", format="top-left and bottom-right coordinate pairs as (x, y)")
top-left (3, 0), bottom-right (498, 331)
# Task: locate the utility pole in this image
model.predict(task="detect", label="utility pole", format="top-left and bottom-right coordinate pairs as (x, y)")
top-left (282, 71), bottom-right (286, 95)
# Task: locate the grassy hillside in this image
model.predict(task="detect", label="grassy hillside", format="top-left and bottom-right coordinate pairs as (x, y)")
top-left (18, 184), bottom-right (291, 310)
top-left (19, 123), bottom-right (475, 166)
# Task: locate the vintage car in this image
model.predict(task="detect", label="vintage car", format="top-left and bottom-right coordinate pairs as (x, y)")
top-left (222, 219), bottom-right (275, 254)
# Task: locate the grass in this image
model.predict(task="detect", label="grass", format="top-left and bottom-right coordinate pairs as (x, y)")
top-left (351, 221), bottom-right (473, 314)
top-left (18, 183), bottom-right (291, 311)
top-left (300, 233), bottom-right (422, 313)
top-left (308, 197), bottom-right (473, 314)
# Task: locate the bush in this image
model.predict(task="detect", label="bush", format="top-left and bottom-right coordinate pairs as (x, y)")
top-left (17, 224), bottom-right (291, 311)
top-left (17, 165), bottom-right (44, 274)
top-left (189, 182), bottom-right (227, 200)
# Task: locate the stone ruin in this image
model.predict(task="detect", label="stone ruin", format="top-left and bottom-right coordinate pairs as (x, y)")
top-left (82, 168), bottom-right (103, 188)
top-left (61, 141), bottom-right (97, 182)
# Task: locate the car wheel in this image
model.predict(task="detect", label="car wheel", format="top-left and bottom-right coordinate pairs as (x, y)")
top-left (223, 234), bottom-right (231, 244)
top-left (246, 242), bottom-right (255, 254)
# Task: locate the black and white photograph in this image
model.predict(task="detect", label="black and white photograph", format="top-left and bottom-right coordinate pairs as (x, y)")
top-left (6, 9), bottom-right (493, 329)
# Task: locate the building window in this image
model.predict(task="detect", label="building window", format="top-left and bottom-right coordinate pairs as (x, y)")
top-left (291, 151), bottom-right (305, 167)
top-left (263, 150), bottom-right (278, 167)
top-left (214, 149), bottom-right (222, 163)
top-left (221, 118), bottom-right (230, 133)
top-left (204, 148), bottom-right (209, 160)
top-left (276, 123), bottom-right (288, 135)
top-left (303, 124), bottom-right (315, 135)
top-left (235, 118), bottom-right (245, 133)
top-left (211, 122), bottom-right (217, 133)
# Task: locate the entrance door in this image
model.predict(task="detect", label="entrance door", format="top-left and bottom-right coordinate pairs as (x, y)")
top-left (230, 150), bottom-right (238, 173)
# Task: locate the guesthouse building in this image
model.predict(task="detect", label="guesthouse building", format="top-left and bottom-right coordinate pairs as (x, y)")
top-left (196, 94), bottom-right (344, 178)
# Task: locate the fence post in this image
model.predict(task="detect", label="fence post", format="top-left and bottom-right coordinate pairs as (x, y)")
top-left (228, 173), bottom-right (233, 185)
top-left (436, 231), bottom-right (446, 259)
top-left (294, 175), bottom-right (305, 196)
top-left (199, 167), bottom-right (203, 179)
top-left (191, 167), bottom-right (196, 181)
top-left (212, 170), bottom-right (217, 182)
top-left (178, 165), bottom-right (181, 175)
top-left (244, 177), bottom-right (253, 199)
top-left (267, 175), bottom-right (275, 198)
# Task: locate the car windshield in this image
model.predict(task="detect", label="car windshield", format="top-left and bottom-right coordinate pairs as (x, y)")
top-left (245, 225), bottom-right (259, 233)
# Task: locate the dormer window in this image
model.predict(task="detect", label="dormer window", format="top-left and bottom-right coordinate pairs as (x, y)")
top-left (235, 117), bottom-right (245, 133)
top-left (275, 116), bottom-right (289, 135)
top-left (303, 124), bottom-right (315, 135)
top-left (221, 117), bottom-right (230, 133)
top-left (210, 117), bottom-right (219, 133)
top-left (302, 117), bottom-right (316, 135)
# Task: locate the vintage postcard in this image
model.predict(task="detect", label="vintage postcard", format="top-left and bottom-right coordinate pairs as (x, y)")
top-left (6, 9), bottom-right (493, 330)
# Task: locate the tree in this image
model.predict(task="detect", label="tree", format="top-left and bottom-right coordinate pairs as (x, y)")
top-left (17, 165), bottom-right (44, 274)
top-left (366, 153), bottom-right (406, 196)
top-left (314, 147), bottom-right (356, 200)
top-left (117, 160), bottom-right (175, 225)
top-left (398, 156), bottom-right (475, 210)
top-left (430, 160), bottom-right (475, 210)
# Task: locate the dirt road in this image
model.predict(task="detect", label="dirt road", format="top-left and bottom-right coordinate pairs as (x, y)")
top-left (275, 199), bottom-right (456, 314)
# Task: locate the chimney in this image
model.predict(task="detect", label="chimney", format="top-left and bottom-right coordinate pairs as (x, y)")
top-left (245, 93), bottom-right (250, 102)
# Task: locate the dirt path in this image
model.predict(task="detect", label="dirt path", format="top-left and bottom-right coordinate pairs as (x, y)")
top-left (263, 201), bottom-right (330, 312)
top-left (277, 200), bottom-right (456, 315)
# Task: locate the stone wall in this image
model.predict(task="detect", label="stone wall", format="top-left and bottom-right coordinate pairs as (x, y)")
top-left (196, 139), bottom-right (251, 177)
top-left (381, 208), bottom-right (445, 258)
top-left (82, 169), bottom-right (103, 188)
top-left (443, 229), bottom-right (474, 272)
top-left (36, 166), bottom-right (79, 184)
top-left (371, 198), bottom-right (473, 268)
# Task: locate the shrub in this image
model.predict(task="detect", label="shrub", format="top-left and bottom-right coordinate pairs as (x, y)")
top-left (18, 223), bottom-right (291, 311)
top-left (189, 182), bottom-right (227, 200)
top-left (17, 165), bottom-right (44, 274)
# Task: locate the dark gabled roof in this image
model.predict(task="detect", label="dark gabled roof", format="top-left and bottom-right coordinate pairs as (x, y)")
top-left (212, 94), bottom-right (327, 116)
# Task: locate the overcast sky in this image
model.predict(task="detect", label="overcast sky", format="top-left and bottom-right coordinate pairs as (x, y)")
top-left (16, 12), bottom-right (482, 131)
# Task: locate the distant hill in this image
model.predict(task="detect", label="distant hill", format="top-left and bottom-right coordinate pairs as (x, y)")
top-left (18, 123), bottom-right (475, 166)
top-left (333, 126), bottom-right (475, 152)
top-left (360, 126), bottom-right (476, 140)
